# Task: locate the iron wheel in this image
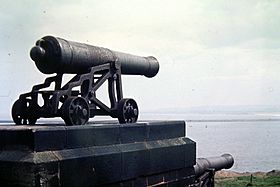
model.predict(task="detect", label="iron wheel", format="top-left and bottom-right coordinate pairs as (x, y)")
top-left (62, 97), bottom-right (90, 126)
top-left (117, 98), bottom-right (138, 123)
top-left (12, 99), bottom-right (37, 125)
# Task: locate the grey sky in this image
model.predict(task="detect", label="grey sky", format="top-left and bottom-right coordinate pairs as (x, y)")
top-left (1, 0), bottom-right (280, 119)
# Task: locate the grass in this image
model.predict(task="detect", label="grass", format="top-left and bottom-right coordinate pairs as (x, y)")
top-left (215, 175), bottom-right (280, 187)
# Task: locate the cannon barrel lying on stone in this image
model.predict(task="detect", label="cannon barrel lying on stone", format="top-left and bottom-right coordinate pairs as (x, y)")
top-left (195, 154), bottom-right (234, 177)
top-left (12, 36), bottom-right (159, 125)
top-left (193, 154), bottom-right (234, 186)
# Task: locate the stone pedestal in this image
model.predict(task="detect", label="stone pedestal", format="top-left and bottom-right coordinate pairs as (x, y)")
top-left (0, 121), bottom-right (196, 187)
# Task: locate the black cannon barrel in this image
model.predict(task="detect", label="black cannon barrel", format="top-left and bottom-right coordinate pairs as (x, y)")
top-left (194, 154), bottom-right (234, 177)
top-left (30, 36), bottom-right (159, 78)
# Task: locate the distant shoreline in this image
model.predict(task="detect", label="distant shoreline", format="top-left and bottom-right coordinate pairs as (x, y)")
top-left (186, 118), bottom-right (280, 122)
top-left (2, 118), bottom-right (280, 124)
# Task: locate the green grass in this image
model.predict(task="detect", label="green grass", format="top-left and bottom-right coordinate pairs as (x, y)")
top-left (215, 176), bottom-right (280, 187)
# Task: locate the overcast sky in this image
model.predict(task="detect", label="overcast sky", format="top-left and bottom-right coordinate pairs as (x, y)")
top-left (0, 0), bottom-right (280, 119)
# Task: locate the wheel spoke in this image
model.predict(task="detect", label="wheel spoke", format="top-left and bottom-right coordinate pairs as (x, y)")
top-left (72, 116), bottom-right (77, 125)
top-left (76, 117), bottom-right (82, 125)
top-left (80, 113), bottom-right (87, 120)
top-left (71, 113), bottom-right (77, 122)
top-left (80, 118), bottom-right (86, 125)
top-left (132, 117), bottom-right (136, 122)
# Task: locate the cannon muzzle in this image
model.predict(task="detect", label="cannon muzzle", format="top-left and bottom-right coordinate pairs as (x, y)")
top-left (194, 154), bottom-right (234, 177)
top-left (30, 36), bottom-right (159, 77)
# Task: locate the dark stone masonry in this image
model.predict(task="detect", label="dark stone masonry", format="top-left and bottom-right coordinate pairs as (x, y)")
top-left (0, 121), bottom-right (196, 187)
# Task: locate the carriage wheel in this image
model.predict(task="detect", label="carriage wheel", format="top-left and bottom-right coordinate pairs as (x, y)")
top-left (62, 97), bottom-right (90, 126)
top-left (117, 98), bottom-right (138, 123)
top-left (12, 99), bottom-right (37, 125)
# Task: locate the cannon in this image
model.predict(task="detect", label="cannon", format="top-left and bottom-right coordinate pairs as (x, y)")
top-left (193, 154), bottom-right (234, 187)
top-left (12, 36), bottom-right (159, 125)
